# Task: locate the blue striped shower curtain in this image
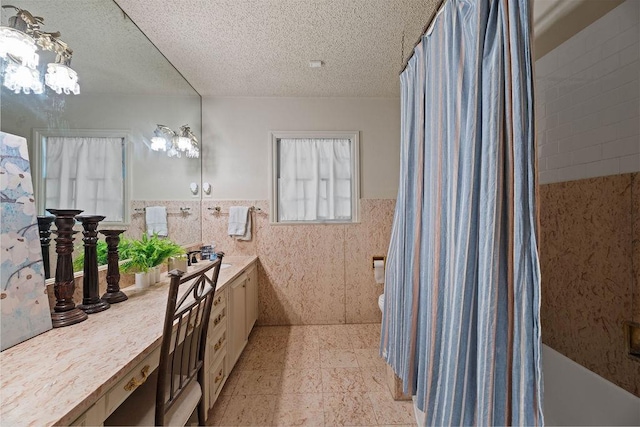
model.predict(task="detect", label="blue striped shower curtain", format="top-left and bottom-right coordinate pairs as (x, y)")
top-left (381, 0), bottom-right (543, 425)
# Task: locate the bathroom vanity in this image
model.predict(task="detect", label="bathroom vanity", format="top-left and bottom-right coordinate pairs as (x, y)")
top-left (0, 256), bottom-right (258, 426)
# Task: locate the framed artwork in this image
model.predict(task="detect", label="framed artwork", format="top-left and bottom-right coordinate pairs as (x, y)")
top-left (1, 131), bottom-right (52, 351)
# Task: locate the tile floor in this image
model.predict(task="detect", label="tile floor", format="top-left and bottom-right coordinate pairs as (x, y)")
top-left (206, 324), bottom-right (416, 426)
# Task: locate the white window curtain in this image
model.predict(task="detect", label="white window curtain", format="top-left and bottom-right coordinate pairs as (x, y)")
top-left (45, 136), bottom-right (124, 221)
top-left (278, 138), bottom-right (351, 221)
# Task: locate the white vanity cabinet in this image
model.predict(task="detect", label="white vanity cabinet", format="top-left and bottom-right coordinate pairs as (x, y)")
top-left (226, 262), bottom-right (259, 372)
top-left (245, 264), bottom-right (258, 335)
top-left (205, 259), bottom-right (258, 410)
top-left (228, 274), bottom-right (247, 369)
top-left (204, 289), bottom-right (228, 410)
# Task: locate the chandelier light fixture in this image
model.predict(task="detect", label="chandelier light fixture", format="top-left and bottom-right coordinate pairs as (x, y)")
top-left (0, 5), bottom-right (79, 95)
top-left (150, 124), bottom-right (200, 159)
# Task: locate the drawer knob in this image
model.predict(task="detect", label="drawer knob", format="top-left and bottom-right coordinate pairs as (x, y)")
top-left (124, 365), bottom-right (151, 391)
top-left (213, 335), bottom-right (225, 351)
top-left (213, 296), bottom-right (222, 306)
top-left (214, 370), bottom-right (224, 383)
top-left (213, 313), bottom-right (224, 326)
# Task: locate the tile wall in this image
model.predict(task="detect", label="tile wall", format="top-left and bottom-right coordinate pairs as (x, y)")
top-left (201, 199), bottom-right (396, 325)
top-left (126, 199), bottom-right (202, 246)
top-left (539, 173), bottom-right (640, 397)
top-left (535, 0), bottom-right (639, 184)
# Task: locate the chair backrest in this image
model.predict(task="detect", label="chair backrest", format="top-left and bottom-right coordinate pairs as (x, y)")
top-left (155, 254), bottom-right (224, 425)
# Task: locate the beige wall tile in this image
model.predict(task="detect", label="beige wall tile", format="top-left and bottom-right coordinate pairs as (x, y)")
top-left (194, 199), bottom-right (395, 326)
top-left (540, 173), bottom-right (640, 397)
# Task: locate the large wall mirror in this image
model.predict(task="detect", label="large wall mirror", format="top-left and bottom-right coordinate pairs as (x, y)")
top-left (1, 0), bottom-right (203, 276)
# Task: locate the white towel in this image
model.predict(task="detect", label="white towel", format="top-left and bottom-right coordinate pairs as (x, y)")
top-left (145, 206), bottom-right (168, 237)
top-left (228, 206), bottom-right (251, 241)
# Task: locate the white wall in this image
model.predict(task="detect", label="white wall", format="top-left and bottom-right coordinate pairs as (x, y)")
top-left (1, 92), bottom-right (201, 200)
top-left (536, 0), bottom-right (639, 184)
top-left (201, 97), bottom-right (400, 200)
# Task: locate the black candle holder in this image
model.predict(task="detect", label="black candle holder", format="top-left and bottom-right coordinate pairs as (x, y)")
top-left (100, 229), bottom-right (128, 304)
top-left (36, 215), bottom-right (55, 279)
top-left (76, 215), bottom-right (110, 314)
top-left (47, 209), bottom-right (88, 328)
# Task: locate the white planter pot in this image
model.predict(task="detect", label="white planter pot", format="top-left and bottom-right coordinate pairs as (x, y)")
top-left (135, 272), bottom-right (150, 289)
top-left (154, 266), bottom-right (161, 283)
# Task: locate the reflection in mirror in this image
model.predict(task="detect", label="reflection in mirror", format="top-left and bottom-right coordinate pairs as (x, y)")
top-left (1, 0), bottom-right (203, 279)
top-left (33, 129), bottom-right (130, 224)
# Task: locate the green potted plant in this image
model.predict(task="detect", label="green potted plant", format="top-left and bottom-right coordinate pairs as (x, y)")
top-left (147, 234), bottom-right (185, 282)
top-left (121, 234), bottom-right (184, 288)
top-left (73, 240), bottom-right (109, 272)
top-left (73, 237), bottom-right (133, 272)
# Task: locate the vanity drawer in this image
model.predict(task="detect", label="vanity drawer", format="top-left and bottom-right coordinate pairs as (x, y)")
top-left (207, 327), bottom-right (227, 367)
top-left (104, 346), bottom-right (161, 417)
top-left (208, 355), bottom-right (227, 408)
top-left (212, 291), bottom-right (225, 311)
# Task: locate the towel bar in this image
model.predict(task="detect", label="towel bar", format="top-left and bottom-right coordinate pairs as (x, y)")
top-left (208, 206), bottom-right (261, 213)
top-left (133, 207), bottom-right (192, 214)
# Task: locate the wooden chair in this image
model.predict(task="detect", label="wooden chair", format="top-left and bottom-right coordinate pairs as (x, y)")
top-left (106, 254), bottom-right (224, 426)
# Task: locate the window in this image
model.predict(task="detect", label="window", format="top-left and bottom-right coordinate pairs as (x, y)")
top-left (270, 131), bottom-right (360, 223)
top-left (33, 129), bottom-right (131, 224)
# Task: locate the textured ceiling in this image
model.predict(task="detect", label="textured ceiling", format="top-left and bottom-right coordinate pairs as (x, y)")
top-left (1, 0), bottom-right (197, 95)
top-left (114, 0), bottom-right (440, 97)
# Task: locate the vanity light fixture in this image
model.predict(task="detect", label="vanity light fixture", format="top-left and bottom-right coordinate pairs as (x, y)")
top-left (0, 5), bottom-right (79, 95)
top-left (149, 124), bottom-right (200, 159)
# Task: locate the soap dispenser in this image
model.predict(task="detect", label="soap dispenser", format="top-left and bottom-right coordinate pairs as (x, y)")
top-left (187, 251), bottom-right (201, 266)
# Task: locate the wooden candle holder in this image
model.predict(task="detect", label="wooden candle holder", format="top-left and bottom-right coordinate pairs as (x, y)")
top-left (47, 209), bottom-right (88, 328)
top-left (100, 229), bottom-right (128, 304)
top-left (36, 215), bottom-right (55, 279)
top-left (76, 215), bottom-right (110, 314)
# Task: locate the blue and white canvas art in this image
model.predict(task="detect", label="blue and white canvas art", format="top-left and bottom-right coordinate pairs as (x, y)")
top-left (1, 131), bottom-right (52, 351)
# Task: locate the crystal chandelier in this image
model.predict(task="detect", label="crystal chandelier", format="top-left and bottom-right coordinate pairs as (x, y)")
top-left (0, 5), bottom-right (79, 95)
top-left (150, 125), bottom-right (200, 159)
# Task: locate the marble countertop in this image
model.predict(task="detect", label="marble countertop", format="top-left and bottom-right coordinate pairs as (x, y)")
top-left (0, 255), bottom-right (257, 427)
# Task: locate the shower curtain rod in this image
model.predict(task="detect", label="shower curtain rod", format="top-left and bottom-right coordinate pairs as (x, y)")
top-left (399, 0), bottom-right (448, 75)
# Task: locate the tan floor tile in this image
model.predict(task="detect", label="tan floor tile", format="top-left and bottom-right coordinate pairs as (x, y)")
top-left (233, 370), bottom-right (283, 395)
top-left (281, 369), bottom-right (323, 393)
top-left (285, 334), bottom-right (320, 351)
top-left (317, 326), bottom-right (353, 350)
top-left (354, 348), bottom-right (386, 369)
top-left (322, 392), bottom-right (378, 426)
top-left (360, 366), bottom-right (387, 393)
top-left (350, 332), bottom-right (380, 350)
top-left (245, 334), bottom-right (289, 353)
top-left (346, 324), bottom-right (381, 350)
top-left (367, 392), bottom-right (415, 425)
top-left (220, 364), bottom-right (244, 396)
top-left (321, 368), bottom-right (368, 393)
top-left (206, 392), bottom-right (232, 426)
top-left (217, 394), bottom-right (276, 426)
top-left (286, 325), bottom-right (320, 339)
top-left (272, 393), bottom-right (325, 426)
top-left (252, 325), bottom-right (294, 337)
top-left (235, 349), bottom-right (286, 371)
top-left (344, 323), bottom-right (381, 337)
top-left (320, 349), bottom-right (359, 368)
top-left (284, 347), bottom-right (320, 370)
